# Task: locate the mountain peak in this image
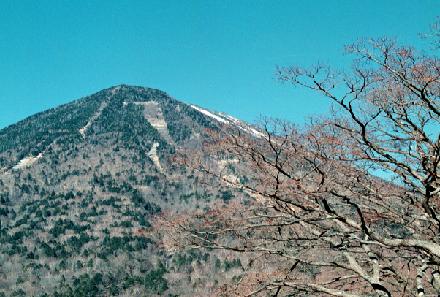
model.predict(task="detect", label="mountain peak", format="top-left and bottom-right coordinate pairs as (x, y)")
top-left (0, 85), bottom-right (257, 296)
top-left (88, 84), bottom-right (172, 103)
top-left (0, 85), bottom-right (221, 169)
top-left (0, 85), bottom-right (264, 167)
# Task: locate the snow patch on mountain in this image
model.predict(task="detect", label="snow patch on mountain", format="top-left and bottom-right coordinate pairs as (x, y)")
top-left (148, 142), bottom-right (163, 173)
top-left (13, 153), bottom-right (43, 170)
top-left (124, 101), bottom-right (173, 143)
top-left (137, 101), bottom-right (167, 129)
top-left (190, 105), bottom-right (264, 139)
top-left (79, 101), bottom-right (108, 138)
top-left (220, 114), bottom-right (265, 138)
top-left (217, 159), bottom-right (240, 185)
top-left (190, 105), bottom-right (229, 124)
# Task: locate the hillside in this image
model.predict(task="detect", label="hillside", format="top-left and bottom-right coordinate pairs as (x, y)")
top-left (0, 85), bottom-right (254, 297)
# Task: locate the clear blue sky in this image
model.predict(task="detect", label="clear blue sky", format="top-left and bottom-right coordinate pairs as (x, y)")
top-left (0, 0), bottom-right (438, 129)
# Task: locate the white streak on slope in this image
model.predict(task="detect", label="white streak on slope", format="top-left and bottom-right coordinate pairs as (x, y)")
top-left (148, 142), bottom-right (163, 173)
top-left (190, 105), bottom-right (265, 139)
top-left (124, 101), bottom-right (173, 143)
top-left (13, 153), bottom-right (43, 170)
top-left (79, 101), bottom-right (108, 138)
top-left (190, 105), bottom-right (229, 124)
top-left (221, 114), bottom-right (265, 138)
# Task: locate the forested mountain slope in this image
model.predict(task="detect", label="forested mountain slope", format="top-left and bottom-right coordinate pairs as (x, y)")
top-left (0, 85), bottom-right (252, 297)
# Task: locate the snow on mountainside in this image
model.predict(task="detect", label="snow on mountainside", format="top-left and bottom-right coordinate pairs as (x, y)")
top-left (0, 85), bottom-right (258, 297)
top-left (189, 104), bottom-right (264, 138)
top-left (190, 105), bottom-right (229, 124)
top-left (79, 101), bottom-right (108, 138)
top-left (12, 153), bottom-right (43, 170)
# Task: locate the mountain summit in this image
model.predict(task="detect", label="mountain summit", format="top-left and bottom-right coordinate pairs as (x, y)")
top-left (0, 86), bottom-right (252, 296)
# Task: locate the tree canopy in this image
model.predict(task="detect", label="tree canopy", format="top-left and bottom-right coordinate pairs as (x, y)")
top-left (156, 20), bottom-right (440, 297)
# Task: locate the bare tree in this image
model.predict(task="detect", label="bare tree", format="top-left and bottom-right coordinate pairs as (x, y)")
top-left (155, 26), bottom-right (440, 297)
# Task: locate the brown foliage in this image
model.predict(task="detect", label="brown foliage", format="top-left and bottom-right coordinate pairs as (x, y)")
top-left (154, 24), bottom-right (440, 296)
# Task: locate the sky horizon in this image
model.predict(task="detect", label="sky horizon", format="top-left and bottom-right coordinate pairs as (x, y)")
top-left (0, 1), bottom-right (438, 129)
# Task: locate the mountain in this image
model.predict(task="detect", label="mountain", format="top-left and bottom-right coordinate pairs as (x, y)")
top-left (0, 85), bottom-right (253, 297)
